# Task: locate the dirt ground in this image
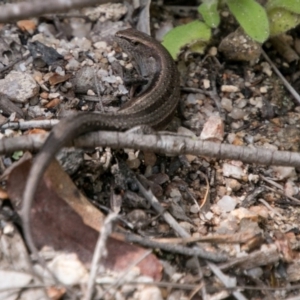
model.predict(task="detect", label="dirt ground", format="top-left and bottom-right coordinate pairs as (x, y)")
top-left (1, 1), bottom-right (300, 299)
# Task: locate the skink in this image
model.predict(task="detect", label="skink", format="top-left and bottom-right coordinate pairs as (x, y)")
top-left (22, 28), bottom-right (180, 257)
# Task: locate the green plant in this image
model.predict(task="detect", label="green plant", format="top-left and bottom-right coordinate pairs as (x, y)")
top-left (162, 21), bottom-right (211, 59)
top-left (163, 0), bottom-right (300, 59)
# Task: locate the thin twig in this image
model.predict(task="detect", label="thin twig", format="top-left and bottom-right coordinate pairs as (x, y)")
top-left (260, 175), bottom-right (286, 190)
top-left (1, 119), bottom-right (59, 131)
top-left (258, 198), bottom-right (284, 218)
top-left (191, 258), bottom-right (207, 300)
top-left (85, 213), bottom-right (119, 300)
top-left (135, 174), bottom-right (190, 238)
top-left (153, 231), bottom-right (259, 245)
top-left (124, 233), bottom-right (228, 262)
top-left (261, 49), bottom-right (300, 105)
top-left (264, 185), bottom-right (300, 205)
top-left (207, 262), bottom-right (248, 300)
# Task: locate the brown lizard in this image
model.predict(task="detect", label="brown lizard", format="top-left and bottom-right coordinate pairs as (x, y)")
top-left (22, 28), bottom-right (180, 260)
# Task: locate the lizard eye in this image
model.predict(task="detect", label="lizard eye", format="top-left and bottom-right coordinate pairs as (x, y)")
top-left (131, 40), bottom-right (139, 46)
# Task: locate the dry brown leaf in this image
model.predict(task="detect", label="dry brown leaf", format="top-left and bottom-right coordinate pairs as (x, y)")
top-left (17, 19), bottom-right (37, 33)
top-left (48, 73), bottom-right (72, 86)
top-left (46, 286), bottom-right (66, 300)
top-left (0, 186), bottom-right (8, 199)
top-left (26, 128), bottom-right (48, 135)
top-left (45, 98), bottom-right (61, 108)
top-left (7, 158), bottom-right (162, 280)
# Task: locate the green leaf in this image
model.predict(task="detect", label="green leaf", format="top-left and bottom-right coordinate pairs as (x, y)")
top-left (268, 8), bottom-right (300, 36)
top-left (198, 0), bottom-right (220, 28)
top-left (12, 151), bottom-right (23, 160)
top-left (162, 21), bottom-right (211, 59)
top-left (227, 0), bottom-right (269, 43)
top-left (266, 0), bottom-right (300, 14)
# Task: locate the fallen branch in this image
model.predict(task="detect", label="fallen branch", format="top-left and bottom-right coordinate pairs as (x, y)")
top-left (0, 130), bottom-right (300, 167)
top-left (0, 0), bottom-right (119, 23)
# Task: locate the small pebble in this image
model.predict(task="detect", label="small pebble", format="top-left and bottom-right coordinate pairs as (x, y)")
top-left (228, 107), bottom-right (246, 120)
top-left (261, 62), bottom-right (272, 77)
top-left (217, 195), bottom-right (237, 212)
top-left (200, 115), bottom-right (224, 142)
top-left (221, 97), bottom-right (232, 112)
top-left (40, 92), bottom-right (49, 99)
top-left (272, 166), bottom-right (296, 180)
top-left (235, 98), bottom-right (247, 109)
top-left (186, 93), bottom-right (198, 105)
top-left (0, 71), bottom-right (39, 103)
top-left (285, 181), bottom-right (298, 197)
top-left (202, 79), bottom-right (210, 89)
top-left (138, 286), bottom-right (163, 300)
top-left (231, 207), bottom-right (258, 222)
top-left (48, 92), bottom-right (60, 99)
top-left (87, 89), bottom-right (95, 96)
top-left (246, 267), bottom-right (263, 279)
top-left (208, 46), bottom-right (217, 56)
top-left (221, 85), bottom-right (239, 93)
top-left (248, 174), bottom-right (259, 183)
top-left (118, 84), bottom-right (128, 94)
top-left (190, 204), bottom-right (200, 214)
top-left (225, 178), bottom-right (241, 192)
top-left (249, 206), bottom-right (269, 219)
top-left (55, 66), bottom-right (65, 76)
top-left (126, 158), bottom-right (141, 169)
top-left (48, 254), bottom-right (88, 285)
top-left (223, 162), bottom-right (245, 180)
top-left (260, 86), bottom-right (268, 94)
top-left (66, 58), bottom-right (80, 70)
top-left (102, 75), bottom-right (117, 83)
top-left (3, 223), bottom-right (14, 235)
top-left (170, 188), bottom-right (181, 200)
top-left (94, 41), bottom-right (107, 49)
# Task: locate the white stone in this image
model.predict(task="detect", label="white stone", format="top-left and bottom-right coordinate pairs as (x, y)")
top-left (200, 115), bottom-right (224, 142)
top-left (48, 92), bottom-right (60, 99)
top-left (94, 41), bottom-right (107, 49)
top-left (65, 58), bottom-right (80, 70)
top-left (138, 286), bottom-right (163, 300)
top-left (285, 181), bottom-right (298, 197)
top-left (208, 46), bottom-right (217, 56)
top-left (202, 79), bottom-right (210, 89)
top-left (261, 62), bottom-right (272, 77)
top-left (0, 71), bottom-right (39, 103)
top-left (87, 89), bottom-right (95, 96)
top-left (223, 163), bottom-right (245, 180)
top-left (48, 253), bottom-right (88, 285)
top-left (272, 166), bottom-right (297, 180)
top-left (217, 195), bottom-right (237, 212)
top-left (190, 204), bottom-right (200, 214)
top-left (260, 86), bottom-right (268, 94)
top-left (221, 85), bottom-right (239, 93)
